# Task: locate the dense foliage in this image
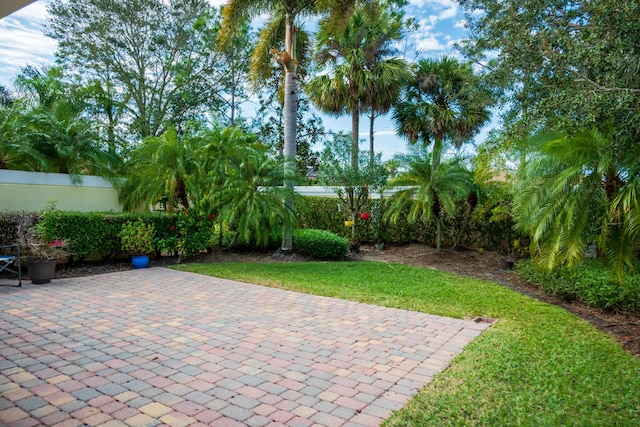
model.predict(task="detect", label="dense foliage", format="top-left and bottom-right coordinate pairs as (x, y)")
top-left (46, 0), bottom-right (227, 141)
top-left (460, 0), bottom-right (640, 278)
top-left (519, 260), bottom-right (640, 315)
top-left (292, 229), bottom-right (349, 260)
top-left (295, 196), bottom-right (519, 251)
top-left (2, 0), bottom-right (638, 284)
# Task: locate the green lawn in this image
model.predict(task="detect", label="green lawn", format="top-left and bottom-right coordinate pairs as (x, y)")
top-left (174, 261), bottom-right (640, 426)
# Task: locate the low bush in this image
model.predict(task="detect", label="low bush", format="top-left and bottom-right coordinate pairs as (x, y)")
top-left (293, 229), bottom-right (349, 260)
top-left (519, 259), bottom-right (640, 314)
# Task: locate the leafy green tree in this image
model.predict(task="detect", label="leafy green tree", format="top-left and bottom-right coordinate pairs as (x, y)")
top-left (0, 102), bottom-right (47, 171)
top-left (189, 126), bottom-right (261, 245)
top-left (47, 0), bottom-right (226, 140)
top-left (218, 147), bottom-right (299, 248)
top-left (318, 132), bottom-right (387, 241)
top-left (207, 12), bottom-right (255, 127)
top-left (458, 0), bottom-right (640, 147)
top-left (190, 126), bottom-right (299, 248)
top-left (385, 146), bottom-right (473, 251)
top-left (307, 1), bottom-right (410, 169)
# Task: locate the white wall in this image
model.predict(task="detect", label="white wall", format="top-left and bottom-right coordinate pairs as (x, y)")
top-left (0, 170), bottom-right (122, 212)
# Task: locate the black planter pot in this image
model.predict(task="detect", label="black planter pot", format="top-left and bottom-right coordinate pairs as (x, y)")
top-left (500, 258), bottom-right (515, 270)
top-left (26, 259), bottom-right (57, 284)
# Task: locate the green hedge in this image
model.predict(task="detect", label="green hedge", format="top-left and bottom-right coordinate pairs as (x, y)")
top-left (0, 195), bottom-right (520, 261)
top-left (295, 196), bottom-right (520, 252)
top-left (293, 229), bottom-right (349, 260)
top-left (0, 211), bottom-right (216, 262)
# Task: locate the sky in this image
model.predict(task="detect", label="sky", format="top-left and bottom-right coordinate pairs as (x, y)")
top-left (0, 0), bottom-right (481, 161)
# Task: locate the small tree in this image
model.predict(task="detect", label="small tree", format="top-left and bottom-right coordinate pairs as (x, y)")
top-left (385, 145), bottom-right (473, 251)
top-left (318, 132), bottom-right (387, 244)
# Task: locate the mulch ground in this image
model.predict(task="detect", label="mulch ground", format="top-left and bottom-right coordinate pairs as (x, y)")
top-left (41, 244), bottom-right (640, 358)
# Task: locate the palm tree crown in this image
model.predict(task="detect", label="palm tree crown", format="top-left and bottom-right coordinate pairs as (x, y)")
top-left (306, 1), bottom-right (409, 169)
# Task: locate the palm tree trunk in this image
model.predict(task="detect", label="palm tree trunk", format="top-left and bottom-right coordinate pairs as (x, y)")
top-left (436, 216), bottom-right (442, 251)
top-left (431, 137), bottom-right (443, 172)
top-left (369, 109), bottom-right (375, 167)
top-left (281, 21), bottom-right (298, 251)
top-left (230, 76), bottom-right (236, 127)
top-left (351, 104), bottom-right (359, 170)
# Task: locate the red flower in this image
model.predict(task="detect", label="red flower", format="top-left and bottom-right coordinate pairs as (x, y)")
top-left (360, 213), bottom-right (371, 220)
top-left (170, 225), bottom-right (175, 231)
top-left (184, 209), bottom-right (189, 215)
top-left (209, 213), bottom-right (216, 220)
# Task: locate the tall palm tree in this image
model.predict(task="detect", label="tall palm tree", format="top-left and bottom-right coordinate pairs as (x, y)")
top-left (219, 0), bottom-right (354, 251)
top-left (385, 146), bottom-right (472, 250)
top-left (360, 1), bottom-right (411, 167)
top-left (306, 2), bottom-right (409, 169)
top-left (391, 56), bottom-right (491, 250)
top-left (393, 56), bottom-right (491, 173)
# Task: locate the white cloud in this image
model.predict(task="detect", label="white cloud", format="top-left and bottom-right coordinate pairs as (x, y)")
top-left (207, 0), bottom-right (228, 8)
top-left (454, 19), bottom-right (466, 29)
top-left (0, 1), bottom-right (55, 87)
top-left (409, 0), bottom-right (458, 17)
top-left (414, 34), bottom-right (447, 52)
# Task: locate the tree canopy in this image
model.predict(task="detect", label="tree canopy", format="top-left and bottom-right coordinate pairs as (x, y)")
top-left (458, 0), bottom-right (640, 145)
top-left (46, 0), bottom-right (228, 141)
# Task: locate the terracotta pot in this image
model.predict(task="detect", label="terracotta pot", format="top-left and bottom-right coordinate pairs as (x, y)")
top-left (27, 259), bottom-right (57, 284)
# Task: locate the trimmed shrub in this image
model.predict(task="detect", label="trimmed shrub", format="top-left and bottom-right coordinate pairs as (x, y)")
top-left (0, 211), bottom-right (216, 262)
top-left (518, 260), bottom-right (640, 315)
top-left (293, 229), bottom-right (349, 260)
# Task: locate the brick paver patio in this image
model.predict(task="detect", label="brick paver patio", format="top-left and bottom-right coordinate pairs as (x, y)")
top-left (0, 268), bottom-right (492, 426)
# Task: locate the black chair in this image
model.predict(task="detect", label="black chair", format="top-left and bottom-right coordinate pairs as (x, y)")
top-left (0, 244), bottom-right (22, 287)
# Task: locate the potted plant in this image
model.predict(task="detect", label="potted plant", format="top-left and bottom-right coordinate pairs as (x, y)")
top-left (22, 200), bottom-right (68, 284)
top-left (119, 218), bottom-right (156, 268)
top-left (24, 234), bottom-right (68, 284)
top-left (500, 238), bottom-right (525, 270)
